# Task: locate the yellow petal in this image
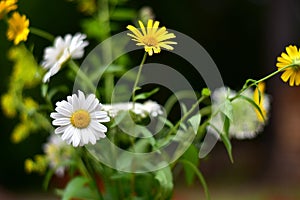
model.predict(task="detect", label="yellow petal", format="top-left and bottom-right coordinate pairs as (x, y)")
top-left (159, 43), bottom-right (174, 50)
top-left (157, 33), bottom-right (176, 42)
top-left (281, 52), bottom-right (292, 62)
top-left (281, 70), bottom-right (293, 82)
top-left (152, 21), bottom-right (160, 33)
top-left (127, 25), bottom-right (143, 38)
top-left (138, 20), bottom-right (146, 36)
top-left (154, 27), bottom-right (167, 37)
top-left (147, 19), bottom-right (153, 34)
top-left (289, 72), bottom-right (296, 86)
top-left (277, 56), bottom-right (290, 64)
top-left (286, 45), bottom-right (298, 59)
top-left (295, 72), bottom-right (300, 86)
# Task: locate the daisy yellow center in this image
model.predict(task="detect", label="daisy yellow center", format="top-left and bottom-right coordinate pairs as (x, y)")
top-left (71, 110), bottom-right (91, 128)
top-left (142, 36), bottom-right (157, 47)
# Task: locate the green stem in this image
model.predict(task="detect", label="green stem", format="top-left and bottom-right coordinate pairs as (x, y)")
top-left (80, 147), bottom-right (104, 200)
top-left (68, 60), bottom-right (97, 94)
top-left (132, 52), bottom-right (148, 109)
top-left (98, 0), bottom-right (114, 103)
top-left (30, 27), bottom-right (55, 42)
top-left (230, 64), bottom-right (292, 101)
top-left (167, 95), bottom-right (207, 137)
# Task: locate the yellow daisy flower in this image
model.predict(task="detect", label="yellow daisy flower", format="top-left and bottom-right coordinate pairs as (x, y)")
top-left (0, 0), bottom-right (18, 19)
top-left (276, 45), bottom-right (300, 86)
top-left (127, 19), bottom-right (177, 56)
top-left (7, 12), bottom-right (30, 45)
top-left (253, 82), bottom-right (267, 122)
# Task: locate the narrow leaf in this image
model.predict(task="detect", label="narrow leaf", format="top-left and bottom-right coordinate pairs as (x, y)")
top-left (219, 133), bottom-right (234, 163)
top-left (181, 145), bottom-right (199, 185)
top-left (133, 87), bottom-right (159, 101)
top-left (188, 113), bottom-right (202, 134)
top-left (179, 159), bottom-right (210, 200)
top-left (239, 95), bottom-right (265, 122)
top-left (218, 99), bottom-right (233, 121)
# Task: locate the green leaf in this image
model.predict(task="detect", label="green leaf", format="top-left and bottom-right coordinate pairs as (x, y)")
top-left (218, 99), bottom-right (233, 121)
top-left (188, 113), bottom-right (202, 134)
top-left (181, 145), bottom-right (199, 185)
top-left (41, 84), bottom-right (48, 98)
top-left (209, 123), bottom-right (234, 163)
top-left (179, 159), bottom-right (210, 200)
top-left (219, 133), bottom-right (234, 163)
top-left (222, 115), bottom-right (230, 137)
top-left (133, 87), bottom-right (159, 101)
top-left (61, 176), bottom-right (98, 200)
top-left (239, 95), bottom-right (265, 122)
top-left (158, 116), bottom-right (174, 129)
top-left (154, 166), bottom-right (173, 200)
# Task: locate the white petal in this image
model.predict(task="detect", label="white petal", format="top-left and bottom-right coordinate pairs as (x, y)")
top-left (54, 126), bottom-right (68, 134)
top-left (83, 94), bottom-right (95, 110)
top-left (55, 106), bottom-right (72, 117)
top-left (61, 125), bottom-right (74, 140)
top-left (95, 130), bottom-right (106, 139)
top-left (96, 116), bottom-right (110, 123)
top-left (72, 93), bottom-right (80, 111)
top-left (92, 111), bottom-right (109, 118)
top-left (53, 118), bottom-right (71, 126)
top-left (72, 129), bottom-right (81, 147)
top-left (87, 98), bottom-right (99, 112)
top-left (77, 90), bottom-right (85, 107)
top-left (50, 112), bottom-right (64, 119)
top-left (90, 121), bottom-right (107, 132)
top-left (86, 127), bottom-right (96, 144)
top-left (43, 71), bottom-right (52, 83)
top-left (80, 128), bottom-right (90, 145)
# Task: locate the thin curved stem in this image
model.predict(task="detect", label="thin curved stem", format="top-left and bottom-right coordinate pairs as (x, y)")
top-left (132, 52), bottom-right (147, 109)
top-left (166, 95), bottom-right (208, 137)
top-left (30, 27), bottom-right (55, 42)
top-left (230, 64), bottom-right (292, 101)
top-left (68, 60), bottom-right (97, 94)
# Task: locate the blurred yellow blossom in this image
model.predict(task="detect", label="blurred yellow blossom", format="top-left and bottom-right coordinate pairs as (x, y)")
top-left (0, 0), bottom-right (17, 19)
top-left (7, 12), bottom-right (30, 45)
top-left (8, 45), bottom-right (42, 87)
top-left (1, 93), bottom-right (17, 117)
top-left (25, 155), bottom-right (47, 174)
top-left (253, 82), bottom-right (267, 122)
top-left (11, 123), bottom-right (30, 143)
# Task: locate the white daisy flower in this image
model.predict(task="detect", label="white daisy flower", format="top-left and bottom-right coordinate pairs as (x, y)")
top-left (101, 100), bottom-right (164, 118)
top-left (41, 33), bottom-right (89, 82)
top-left (208, 86), bottom-right (270, 139)
top-left (50, 90), bottom-right (110, 147)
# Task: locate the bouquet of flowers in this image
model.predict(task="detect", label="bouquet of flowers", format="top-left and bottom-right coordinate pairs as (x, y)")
top-left (1, 0), bottom-right (300, 199)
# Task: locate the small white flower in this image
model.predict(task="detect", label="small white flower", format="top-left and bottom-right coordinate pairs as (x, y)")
top-left (43, 134), bottom-right (73, 176)
top-left (208, 86), bottom-right (270, 139)
top-left (50, 90), bottom-right (110, 147)
top-left (101, 100), bottom-right (164, 118)
top-left (41, 33), bottom-right (89, 82)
